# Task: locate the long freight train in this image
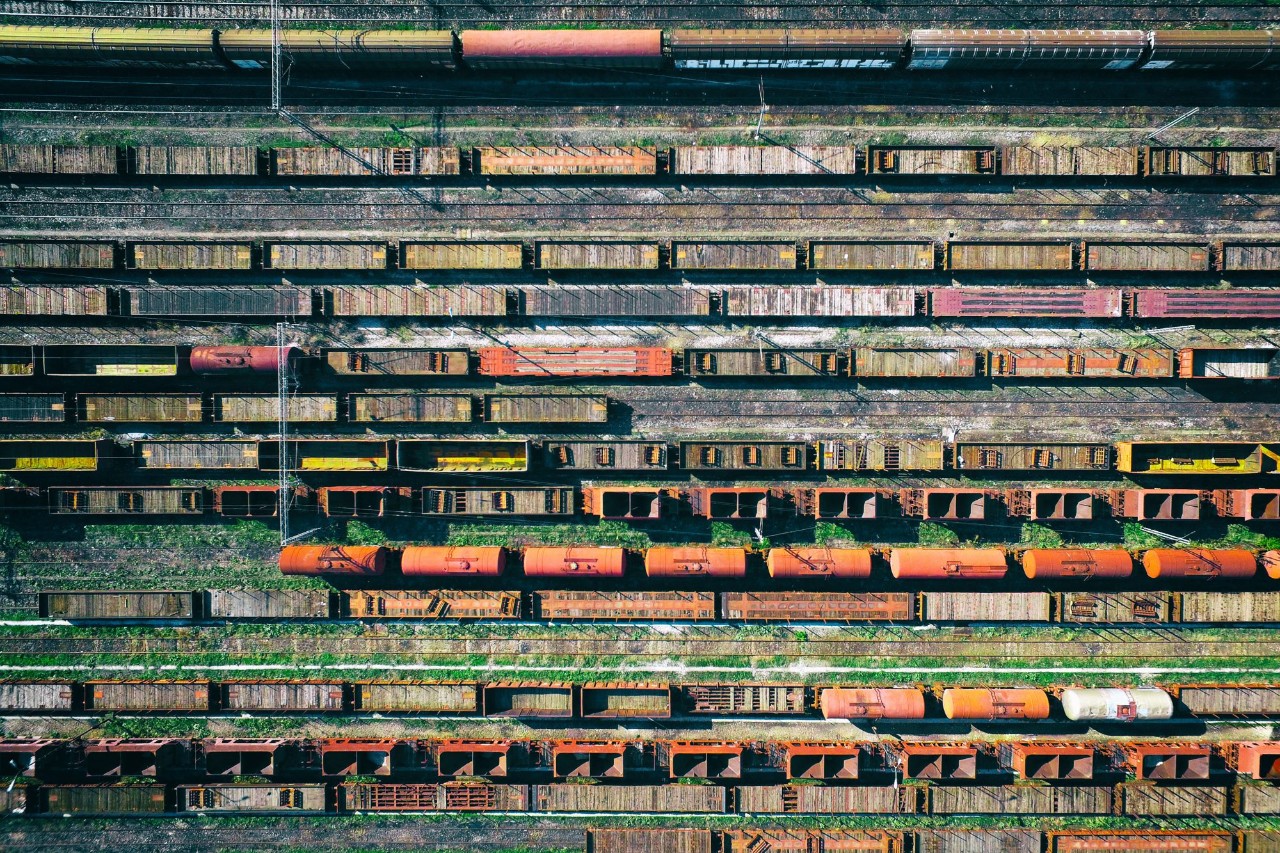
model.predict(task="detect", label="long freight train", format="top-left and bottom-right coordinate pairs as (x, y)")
top-left (5, 235), bottom-right (1275, 272)
top-left (3, 733), bottom-right (1280, 824)
top-left (2, 437), bottom-right (1277, 478)
top-left (1, 143), bottom-right (1277, 179)
top-left (34, 575), bottom-right (1280, 625)
top-left (6, 343), bottom-right (1278, 382)
top-left (2, 26), bottom-right (1280, 73)
top-left (0, 679), bottom-right (1269, 723)
top-left (5, 284), bottom-right (1280, 321)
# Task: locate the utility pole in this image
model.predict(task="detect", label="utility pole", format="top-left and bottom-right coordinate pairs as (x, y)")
top-left (270, 0), bottom-right (283, 113)
top-left (1147, 107), bottom-right (1199, 140)
top-left (754, 77), bottom-right (768, 139)
top-left (277, 321), bottom-right (290, 545)
top-left (753, 77), bottom-right (767, 139)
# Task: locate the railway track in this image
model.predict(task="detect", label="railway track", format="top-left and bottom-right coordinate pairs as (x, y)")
top-left (0, 822), bottom-right (583, 853)
top-left (2, 628), bottom-right (1276, 664)
top-left (0, 187), bottom-right (1274, 236)
top-left (2, 0), bottom-right (1278, 27)
top-left (8, 74), bottom-right (1280, 115)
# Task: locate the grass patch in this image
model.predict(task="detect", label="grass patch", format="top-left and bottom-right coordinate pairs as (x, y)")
top-left (446, 520), bottom-right (652, 549)
top-left (1215, 523), bottom-right (1280, 550)
top-left (1020, 523), bottom-right (1064, 549)
top-left (85, 519), bottom-right (279, 549)
top-left (1122, 522), bottom-right (1163, 549)
top-left (346, 520), bottom-right (389, 546)
top-left (710, 521), bottom-right (753, 548)
top-left (917, 522), bottom-right (959, 547)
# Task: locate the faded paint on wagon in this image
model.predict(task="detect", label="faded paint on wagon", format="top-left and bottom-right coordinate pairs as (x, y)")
top-left (0, 393), bottom-right (64, 423)
top-left (535, 241), bottom-right (660, 270)
top-left (683, 683), bottom-right (806, 715)
top-left (43, 785), bottom-right (167, 815)
top-left (0, 682), bottom-right (73, 711)
top-left (400, 241), bottom-right (523, 270)
top-left (852, 347), bottom-right (976, 377)
top-left (479, 347), bottom-right (673, 377)
top-left (954, 442), bottom-right (1111, 471)
top-left (725, 285), bottom-right (917, 317)
top-left (131, 242), bottom-right (252, 270)
top-left (349, 393), bottom-right (472, 423)
top-left (86, 680), bottom-right (209, 711)
top-left (1085, 242), bottom-right (1210, 271)
top-left (222, 681), bottom-right (344, 712)
top-left (723, 591), bottom-right (913, 623)
top-left (273, 146), bottom-right (458, 176)
top-left (177, 783), bottom-right (328, 813)
top-left (0, 144), bottom-right (117, 173)
top-left (537, 590), bottom-right (715, 622)
top-left (355, 682), bottom-right (478, 713)
top-left (922, 591), bottom-right (1052, 622)
top-left (422, 486), bottom-right (573, 516)
top-left (1000, 145), bottom-right (1138, 176)
top-left (680, 440), bottom-right (807, 471)
top-left (326, 349), bottom-right (469, 376)
top-left (475, 145), bottom-right (657, 175)
top-left (819, 439), bottom-right (946, 471)
top-left (78, 393), bottom-right (202, 422)
top-left (41, 591), bottom-right (192, 617)
top-left (946, 241), bottom-right (1073, 271)
top-left (1219, 245), bottom-right (1280, 272)
top-left (985, 347), bottom-right (1174, 379)
top-left (1180, 592), bottom-right (1280, 624)
top-left (129, 286), bottom-right (309, 317)
top-left (205, 590), bottom-right (330, 620)
top-left (133, 145), bottom-right (257, 175)
top-left (329, 284), bottom-right (507, 317)
top-left (213, 393), bottom-right (337, 422)
top-left (268, 242), bottom-right (386, 270)
top-left (565, 788), bottom-right (722, 814)
top-left (346, 589), bottom-right (521, 620)
top-left (520, 285), bottom-right (713, 317)
top-left (685, 348), bottom-right (844, 377)
top-left (483, 393), bottom-right (608, 424)
top-left (867, 146), bottom-right (996, 174)
top-left (136, 440), bottom-right (259, 469)
top-left (49, 486), bottom-right (204, 515)
top-left (0, 241), bottom-right (114, 269)
top-left (0, 286), bottom-right (108, 315)
top-left (739, 785), bottom-right (907, 814)
top-left (810, 240), bottom-right (935, 270)
top-left (1146, 147), bottom-right (1275, 177)
top-left (674, 241), bottom-right (797, 270)
top-left (674, 145), bottom-right (859, 174)
top-left (544, 440), bottom-right (667, 470)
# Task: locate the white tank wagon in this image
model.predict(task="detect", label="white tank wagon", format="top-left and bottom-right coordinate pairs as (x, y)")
top-left (1060, 687), bottom-right (1174, 722)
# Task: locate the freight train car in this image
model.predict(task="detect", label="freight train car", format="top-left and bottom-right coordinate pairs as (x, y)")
top-left (8, 279), bottom-right (1280, 322)
top-left (3, 25), bottom-right (1280, 73)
